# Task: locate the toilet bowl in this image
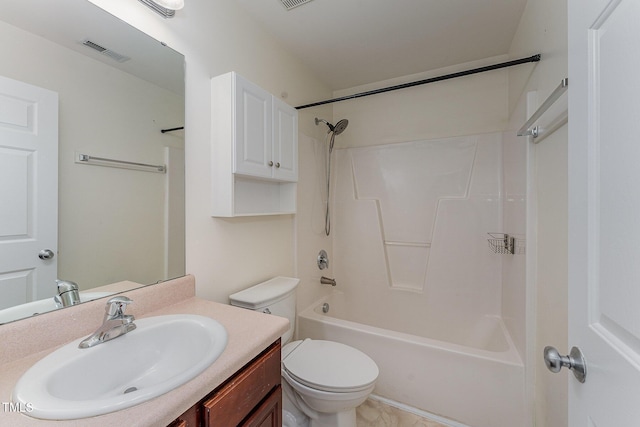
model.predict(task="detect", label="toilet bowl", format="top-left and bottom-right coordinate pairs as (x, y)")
top-left (229, 277), bottom-right (379, 427)
top-left (281, 339), bottom-right (378, 427)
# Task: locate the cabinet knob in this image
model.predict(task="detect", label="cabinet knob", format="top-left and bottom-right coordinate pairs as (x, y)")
top-left (275, 162), bottom-right (280, 168)
top-left (268, 161), bottom-right (274, 167)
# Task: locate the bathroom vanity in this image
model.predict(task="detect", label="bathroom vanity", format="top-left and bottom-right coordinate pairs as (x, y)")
top-left (170, 340), bottom-right (281, 427)
top-left (0, 275), bottom-right (288, 426)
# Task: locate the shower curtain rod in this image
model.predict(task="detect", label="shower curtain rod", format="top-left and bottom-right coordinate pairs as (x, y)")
top-left (161, 126), bottom-right (184, 133)
top-left (295, 54), bottom-right (541, 110)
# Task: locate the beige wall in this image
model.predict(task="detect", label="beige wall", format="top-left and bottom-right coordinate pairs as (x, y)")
top-left (331, 55), bottom-right (510, 148)
top-left (0, 20), bottom-right (183, 289)
top-left (88, 0), bottom-right (332, 303)
top-left (508, 0), bottom-right (569, 425)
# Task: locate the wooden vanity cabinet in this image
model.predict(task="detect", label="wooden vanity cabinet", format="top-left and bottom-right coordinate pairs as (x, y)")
top-left (168, 340), bottom-right (282, 427)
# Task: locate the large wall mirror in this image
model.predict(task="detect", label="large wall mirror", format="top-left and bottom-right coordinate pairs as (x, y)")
top-left (0, 0), bottom-right (185, 324)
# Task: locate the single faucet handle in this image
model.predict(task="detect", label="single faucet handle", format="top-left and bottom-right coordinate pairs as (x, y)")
top-left (55, 279), bottom-right (81, 307)
top-left (56, 279), bottom-right (79, 293)
top-left (105, 296), bottom-right (133, 318)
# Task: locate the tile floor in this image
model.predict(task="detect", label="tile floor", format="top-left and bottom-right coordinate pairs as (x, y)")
top-left (356, 398), bottom-right (448, 427)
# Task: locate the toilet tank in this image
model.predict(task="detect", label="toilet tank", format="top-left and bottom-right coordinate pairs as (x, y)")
top-left (228, 276), bottom-right (299, 344)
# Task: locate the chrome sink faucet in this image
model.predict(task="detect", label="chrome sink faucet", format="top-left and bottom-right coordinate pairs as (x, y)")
top-left (79, 296), bottom-right (136, 349)
top-left (54, 279), bottom-right (81, 308)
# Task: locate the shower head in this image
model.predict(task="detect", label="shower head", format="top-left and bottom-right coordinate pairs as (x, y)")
top-left (332, 119), bottom-right (349, 135)
top-left (315, 117), bottom-right (349, 135)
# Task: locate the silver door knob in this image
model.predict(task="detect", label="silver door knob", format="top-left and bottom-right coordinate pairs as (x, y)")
top-left (275, 162), bottom-right (281, 168)
top-left (544, 346), bottom-right (587, 383)
top-left (38, 249), bottom-right (55, 260)
top-left (268, 161), bottom-right (274, 167)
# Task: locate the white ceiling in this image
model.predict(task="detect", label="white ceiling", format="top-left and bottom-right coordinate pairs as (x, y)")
top-left (236, 0), bottom-right (529, 90)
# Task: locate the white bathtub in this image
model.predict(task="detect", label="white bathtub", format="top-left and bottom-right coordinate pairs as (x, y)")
top-left (297, 292), bottom-right (525, 427)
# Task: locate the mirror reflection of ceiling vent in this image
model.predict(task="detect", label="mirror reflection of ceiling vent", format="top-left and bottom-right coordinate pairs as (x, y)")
top-left (280, 0), bottom-right (313, 11)
top-left (81, 40), bottom-right (131, 63)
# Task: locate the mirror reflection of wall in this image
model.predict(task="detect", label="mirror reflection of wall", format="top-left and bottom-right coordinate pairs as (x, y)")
top-left (0, 0), bottom-right (185, 320)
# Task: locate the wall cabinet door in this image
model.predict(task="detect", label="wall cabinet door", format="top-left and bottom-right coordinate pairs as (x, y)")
top-left (234, 74), bottom-right (273, 179)
top-left (232, 73), bottom-right (297, 182)
top-left (272, 97), bottom-right (298, 181)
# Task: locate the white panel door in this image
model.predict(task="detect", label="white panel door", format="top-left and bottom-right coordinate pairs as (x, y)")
top-left (568, 0), bottom-right (640, 424)
top-left (272, 97), bottom-right (298, 182)
top-left (0, 75), bottom-right (58, 310)
top-left (233, 73), bottom-right (273, 178)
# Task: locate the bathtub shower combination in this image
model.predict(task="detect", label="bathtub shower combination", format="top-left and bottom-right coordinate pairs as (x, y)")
top-left (300, 132), bottom-right (526, 427)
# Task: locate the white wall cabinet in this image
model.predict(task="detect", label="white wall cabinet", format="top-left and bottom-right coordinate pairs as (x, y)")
top-left (211, 72), bottom-right (298, 217)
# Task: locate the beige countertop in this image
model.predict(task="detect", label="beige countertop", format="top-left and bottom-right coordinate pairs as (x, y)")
top-left (0, 275), bottom-right (289, 427)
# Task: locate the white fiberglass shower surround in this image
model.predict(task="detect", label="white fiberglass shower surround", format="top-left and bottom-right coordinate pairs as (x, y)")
top-left (298, 132), bottom-right (526, 427)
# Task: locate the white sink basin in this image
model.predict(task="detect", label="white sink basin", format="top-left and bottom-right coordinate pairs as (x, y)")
top-left (13, 314), bottom-right (228, 420)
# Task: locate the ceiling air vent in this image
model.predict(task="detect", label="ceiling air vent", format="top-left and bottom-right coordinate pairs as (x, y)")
top-left (81, 39), bottom-right (131, 63)
top-left (280, 0), bottom-right (313, 11)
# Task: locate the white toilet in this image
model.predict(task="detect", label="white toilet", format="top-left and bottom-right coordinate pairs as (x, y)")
top-left (229, 277), bottom-right (378, 427)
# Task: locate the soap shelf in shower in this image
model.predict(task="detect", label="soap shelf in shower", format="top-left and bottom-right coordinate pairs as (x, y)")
top-left (487, 233), bottom-right (525, 255)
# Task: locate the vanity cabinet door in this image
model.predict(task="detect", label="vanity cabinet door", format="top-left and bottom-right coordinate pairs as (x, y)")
top-left (242, 385), bottom-right (281, 427)
top-left (202, 340), bottom-right (281, 427)
top-left (167, 404), bottom-right (199, 427)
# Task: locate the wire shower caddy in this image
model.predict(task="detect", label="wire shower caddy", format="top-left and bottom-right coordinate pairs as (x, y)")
top-left (487, 233), bottom-right (525, 255)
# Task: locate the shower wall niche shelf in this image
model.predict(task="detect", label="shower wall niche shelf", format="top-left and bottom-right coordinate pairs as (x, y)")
top-left (211, 71), bottom-right (298, 217)
top-left (487, 233), bottom-right (525, 255)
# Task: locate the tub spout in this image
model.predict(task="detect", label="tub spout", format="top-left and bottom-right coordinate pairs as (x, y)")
top-left (320, 276), bottom-right (337, 286)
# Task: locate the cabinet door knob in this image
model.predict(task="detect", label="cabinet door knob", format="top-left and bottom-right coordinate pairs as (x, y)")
top-left (268, 161), bottom-right (274, 167)
top-left (275, 162), bottom-right (280, 168)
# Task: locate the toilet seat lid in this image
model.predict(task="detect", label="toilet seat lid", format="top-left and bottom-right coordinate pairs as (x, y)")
top-left (282, 339), bottom-right (378, 393)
